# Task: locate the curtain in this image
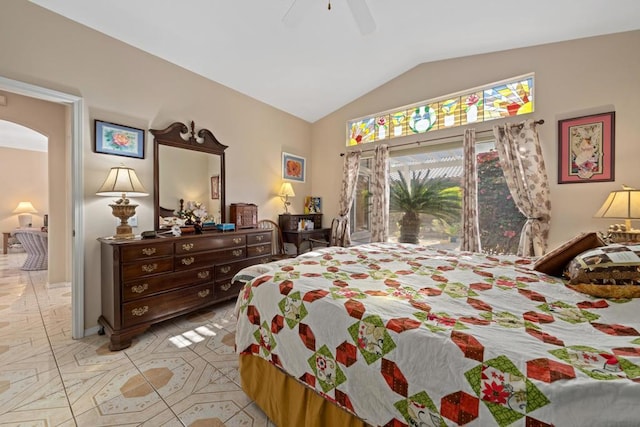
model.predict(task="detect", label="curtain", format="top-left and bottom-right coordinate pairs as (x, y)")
top-left (370, 144), bottom-right (389, 242)
top-left (493, 120), bottom-right (551, 257)
top-left (461, 129), bottom-right (481, 252)
top-left (338, 151), bottom-right (362, 246)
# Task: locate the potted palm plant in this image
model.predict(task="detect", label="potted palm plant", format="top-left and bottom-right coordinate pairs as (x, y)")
top-left (389, 171), bottom-right (462, 244)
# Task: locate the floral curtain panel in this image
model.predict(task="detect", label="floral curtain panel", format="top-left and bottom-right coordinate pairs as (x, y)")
top-left (338, 151), bottom-right (362, 246)
top-left (370, 145), bottom-right (389, 242)
top-left (461, 129), bottom-right (481, 252)
top-left (493, 120), bottom-right (551, 257)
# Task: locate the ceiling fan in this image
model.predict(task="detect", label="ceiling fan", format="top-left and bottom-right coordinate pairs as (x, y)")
top-left (283, 0), bottom-right (376, 35)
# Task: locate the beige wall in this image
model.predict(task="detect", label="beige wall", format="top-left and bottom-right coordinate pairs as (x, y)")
top-left (0, 147), bottom-right (48, 230)
top-left (312, 30), bottom-right (640, 249)
top-left (0, 1), bottom-right (312, 332)
top-left (0, 92), bottom-right (69, 284)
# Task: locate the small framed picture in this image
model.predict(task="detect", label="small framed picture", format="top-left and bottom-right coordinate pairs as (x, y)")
top-left (282, 152), bottom-right (306, 183)
top-left (304, 196), bottom-right (322, 214)
top-left (558, 111), bottom-right (615, 184)
top-left (211, 175), bottom-right (220, 199)
top-left (94, 120), bottom-right (145, 159)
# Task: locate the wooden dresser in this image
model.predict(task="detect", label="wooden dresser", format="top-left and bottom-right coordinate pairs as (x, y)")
top-left (98, 228), bottom-right (271, 350)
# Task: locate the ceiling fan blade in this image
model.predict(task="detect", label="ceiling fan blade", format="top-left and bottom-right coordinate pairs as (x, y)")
top-left (346, 0), bottom-right (376, 35)
top-left (282, 0), bottom-right (311, 28)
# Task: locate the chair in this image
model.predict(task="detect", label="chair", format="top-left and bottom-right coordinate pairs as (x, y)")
top-left (309, 216), bottom-right (349, 249)
top-left (257, 219), bottom-right (294, 261)
top-left (13, 229), bottom-right (48, 270)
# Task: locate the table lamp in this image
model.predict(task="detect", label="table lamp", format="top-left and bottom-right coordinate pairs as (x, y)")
top-left (279, 182), bottom-right (295, 214)
top-left (96, 166), bottom-right (148, 239)
top-left (13, 201), bottom-right (37, 228)
top-left (594, 185), bottom-right (640, 242)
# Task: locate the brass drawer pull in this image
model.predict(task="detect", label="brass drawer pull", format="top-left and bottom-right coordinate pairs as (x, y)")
top-left (233, 238), bottom-right (243, 244)
top-left (182, 243), bottom-right (194, 251)
top-left (141, 263), bottom-right (157, 273)
top-left (256, 235), bottom-right (264, 242)
top-left (142, 247), bottom-right (156, 256)
top-left (256, 246), bottom-right (265, 253)
top-left (198, 289), bottom-right (210, 298)
top-left (221, 283), bottom-right (232, 291)
top-left (197, 271), bottom-right (210, 279)
top-left (220, 266), bottom-right (231, 274)
top-left (232, 249), bottom-right (242, 257)
top-left (181, 257), bottom-right (195, 266)
top-left (131, 306), bottom-right (149, 316)
top-left (131, 283), bottom-right (148, 294)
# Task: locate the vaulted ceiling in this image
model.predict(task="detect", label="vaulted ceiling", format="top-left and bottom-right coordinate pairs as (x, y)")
top-left (30, 0), bottom-right (640, 123)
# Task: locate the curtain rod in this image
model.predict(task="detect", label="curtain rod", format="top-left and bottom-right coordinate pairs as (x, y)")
top-left (339, 119), bottom-right (545, 156)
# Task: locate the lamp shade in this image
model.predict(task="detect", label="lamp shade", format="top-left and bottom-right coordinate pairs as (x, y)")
top-left (96, 166), bottom-right (149, 197)
top-left (594, 186), bottom-right (640, 220)
top-left (279, 182), bottom-right (295, 198)
top-left (13, 201), bottom-right (37, 214)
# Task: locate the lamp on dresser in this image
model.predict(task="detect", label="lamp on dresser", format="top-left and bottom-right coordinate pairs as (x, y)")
top-left (595, 185), bottom-right (640, 243)
top-left (96, 166), bottom-right (148, 239)
top-left (279, 182), bottom-right (295, 214)
top-left (13, 201), bottom-right (37, 228)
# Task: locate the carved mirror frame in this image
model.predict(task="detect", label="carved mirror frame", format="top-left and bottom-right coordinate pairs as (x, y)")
top-left (151, 121), bottom-right (227, 230)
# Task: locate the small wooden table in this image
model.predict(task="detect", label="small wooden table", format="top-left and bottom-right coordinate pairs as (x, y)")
top-left (2, 232), bottom-right (11, 255)
top-left (281, 228), bottom-right (331, 255)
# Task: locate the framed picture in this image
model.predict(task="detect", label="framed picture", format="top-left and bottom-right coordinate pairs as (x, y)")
top-left (94, 120), bottom-right (145, 159)
top-left (558, 111), bottom-right (615, 184)
top-left (211, 175), bottom-right (220, 199)
top-left (282, 152), bottom-right (306, 182)
top-left (304, 196), bottom-right (322, 214)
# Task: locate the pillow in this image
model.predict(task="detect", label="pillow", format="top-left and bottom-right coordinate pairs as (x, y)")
top-left (533, 232), bottom-right (606, 277)
top-left (564, 244), bottom-right (640, 298)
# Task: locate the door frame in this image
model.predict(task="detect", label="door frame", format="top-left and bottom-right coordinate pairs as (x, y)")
top-left (0, 75), bottom-right (85, 339)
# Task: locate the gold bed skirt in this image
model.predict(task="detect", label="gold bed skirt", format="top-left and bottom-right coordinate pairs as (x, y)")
top-left (239, 354), bottom-right (371, 427)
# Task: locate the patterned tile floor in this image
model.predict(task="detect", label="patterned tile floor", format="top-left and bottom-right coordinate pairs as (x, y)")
top-left (0, 252), bottom-right (275, 426)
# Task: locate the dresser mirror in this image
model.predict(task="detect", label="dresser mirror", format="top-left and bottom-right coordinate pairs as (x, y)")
top-left (151, 121), bottom-right (227, 230)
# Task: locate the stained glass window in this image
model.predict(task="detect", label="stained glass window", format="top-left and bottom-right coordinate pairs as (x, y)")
top-left (345, 74), bottom-right (534, 146)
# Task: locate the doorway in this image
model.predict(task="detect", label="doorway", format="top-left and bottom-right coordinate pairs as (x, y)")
top-left (0, 76), bottom-right (84, 339)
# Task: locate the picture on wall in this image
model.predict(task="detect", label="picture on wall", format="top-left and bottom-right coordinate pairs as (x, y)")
top-left (211, 175), bottom-right (220, 199)
top-left (304, 196), bottom-right (322, 214)
top-left (558, 111), bottom-right (615, 184)
top-left (94, 120), bottom-right (145, 159)
top-left (282, 152), bottom-right (306, 183)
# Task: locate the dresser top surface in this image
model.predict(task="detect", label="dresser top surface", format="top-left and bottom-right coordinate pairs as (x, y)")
top-left (98, 228), bottom-right (265, 246)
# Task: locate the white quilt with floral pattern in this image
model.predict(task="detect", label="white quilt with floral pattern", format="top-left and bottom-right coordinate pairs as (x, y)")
top-left (234, 243), bottom-right (640, 426)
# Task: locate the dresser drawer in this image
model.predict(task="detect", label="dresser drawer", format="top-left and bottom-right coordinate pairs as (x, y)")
top-left (123, 267), bottom-right (212, 301)
top-left (174, 251), bottom-right (218, 271)
top-left (247, 243), bottom-right (271, 258)
top-left (210, 246), bottom-right (246, 263)
top-left (121, 241), bottom-right (173, 261)
top-left (122, 257), bottom-right (174, 281)
top-left (122, 282), bottom-right (215, 327)
top-left (247, 232), bottom-right (271, 245)
top-left (175, 235), bottom-right (246, 254)
top-left (215, 277), bottom-right (246, 300)
top-left (215, 257), bottom-right (270, 282)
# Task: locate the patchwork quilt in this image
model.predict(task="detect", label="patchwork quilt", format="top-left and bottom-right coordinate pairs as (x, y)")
top-left (233, 243), bottom-right (640, 426)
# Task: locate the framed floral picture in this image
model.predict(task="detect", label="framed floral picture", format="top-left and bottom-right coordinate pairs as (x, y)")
top-left (282, 152), bottom-right (306, 183)
top-left (211, 175), bottom-right (220, 199)
top-left (94, 120), bottom-right (145, 159)
top-left (558, 111), bottom-right (615, 184)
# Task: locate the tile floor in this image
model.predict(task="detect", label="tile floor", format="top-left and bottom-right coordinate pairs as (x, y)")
top-left (0, 252), bottom-right (275, 426)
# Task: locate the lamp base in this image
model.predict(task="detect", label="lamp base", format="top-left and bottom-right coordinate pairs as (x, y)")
top-left (18, 214), bottom-right (33, 228)
top-left (110, 203), bottom-right (137, 240)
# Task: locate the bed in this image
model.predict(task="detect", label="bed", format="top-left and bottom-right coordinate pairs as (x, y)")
top-left (233, 242), bottom-right (640, 426)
